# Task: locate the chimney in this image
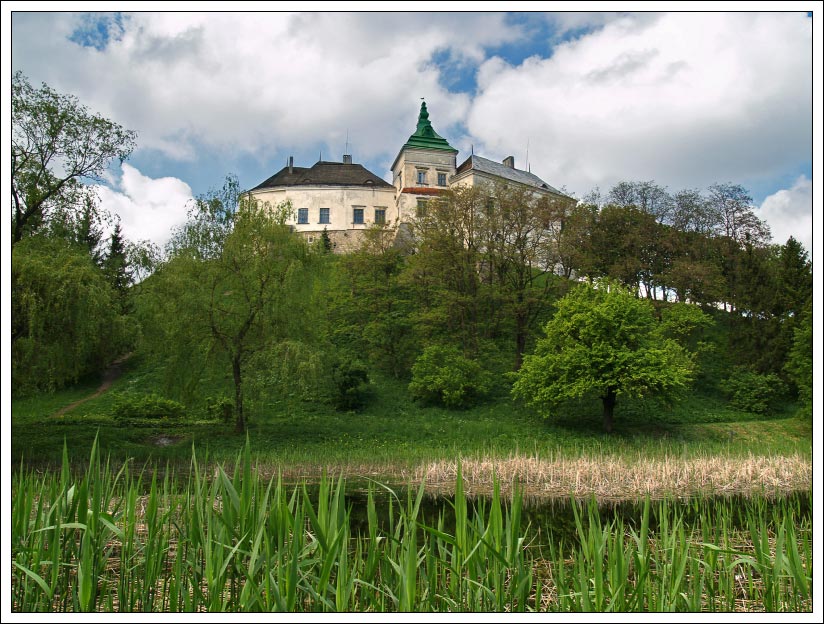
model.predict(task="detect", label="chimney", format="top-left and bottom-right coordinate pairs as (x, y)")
top-left (503, 156), bottom-right (515, 169)
top-left (288, 156), bottom-right (294, 174)
top-left (342, 154), bottom-right (352, 165)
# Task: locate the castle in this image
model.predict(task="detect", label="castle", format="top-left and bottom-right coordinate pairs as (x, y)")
top-left (249, 102), bottom-right (571, 250)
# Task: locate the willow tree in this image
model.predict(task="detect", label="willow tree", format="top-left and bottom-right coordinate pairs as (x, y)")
top-left (12, 236), bottom-right (130, 395)
top-left (512, 282), bottom-right (697, 433)
top-left (140, 191), bottom-right (318, 432)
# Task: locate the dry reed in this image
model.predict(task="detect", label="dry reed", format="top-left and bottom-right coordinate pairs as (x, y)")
top-left (414, 453), bottom-right (812, 502)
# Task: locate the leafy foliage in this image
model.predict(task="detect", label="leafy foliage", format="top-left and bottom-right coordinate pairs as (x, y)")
top-left (513, 282), bottom-right (696, 432)
top-left (331, 360), bottom-right (372, 411)
top-left (11, 71), bottom-right (136, 242)
top-left (784, 301), bottom-right (813, 417)
top-left (136, 188), bottom-right (321, 431)
top-left (719, 367), bottom-right (786, 415)
top-left (409, 345), bottom-right (493, 409)
top-left (12, 236), bottom-right (131, 395)
top-left (111, 392), bottom-right (186, 425)
top-left (205, 395), bottom-right (234, 423)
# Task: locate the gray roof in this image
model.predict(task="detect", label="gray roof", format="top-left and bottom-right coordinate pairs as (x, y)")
top-left (455, 155), bottom-right (568, 197)
top-left (253, 161), bottom-right (393, 191)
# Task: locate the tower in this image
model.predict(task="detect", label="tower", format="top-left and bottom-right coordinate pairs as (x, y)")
top-left (390, 101), bottom-right (458, 200)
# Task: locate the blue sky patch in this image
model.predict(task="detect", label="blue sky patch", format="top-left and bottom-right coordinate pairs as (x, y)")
top-left (68, 13), bottom-right (126, 51)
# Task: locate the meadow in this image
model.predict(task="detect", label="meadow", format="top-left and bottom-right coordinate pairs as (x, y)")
top-left (11, 353), bottom-right (811, 485)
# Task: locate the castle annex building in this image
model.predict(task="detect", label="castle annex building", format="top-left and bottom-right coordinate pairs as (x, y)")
top-left (249, 102), bottom-right (571, 250)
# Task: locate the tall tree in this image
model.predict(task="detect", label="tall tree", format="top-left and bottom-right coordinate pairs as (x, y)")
top-left (405, 186), bottom-right (489, 357)
top-left (12, 236), bottom-right (131, 395)
top-left (784, 300), bottom-right (813, 416)
top-left (140, 191), bottom-right (319, 432)
top-left (607, 180), bottom-right (673, 224)
top-left (103, 221), bottom-right (130, 311)
top-left (332, 223), bottom-right (416, 378)
top-left (705, 183), bottom-right (771, 312)
top-left (11, 72), bottom-right (136, 243)
top-left (512, 282), bottom-right (697, 433)
top-left (479, 182), bottom-right (570, 368)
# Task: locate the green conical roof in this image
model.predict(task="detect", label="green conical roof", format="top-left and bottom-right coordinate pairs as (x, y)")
top-left (401, 101), bottom-right (457, 152)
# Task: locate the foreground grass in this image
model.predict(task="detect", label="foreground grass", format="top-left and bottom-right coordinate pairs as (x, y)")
top-left (11, 358), bottom-right (811, 479)
top-left (11, 441), bottom-right (811, 613)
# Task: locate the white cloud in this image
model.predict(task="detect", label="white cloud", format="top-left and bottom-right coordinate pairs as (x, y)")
top-left (467, 13), bottom-right (811, 197)
top-left (94, 164), bottom-right (193, 248)
top-left (759, 176), bottom-right (813, 257)
top-left (10, 12), bottom-right (521, 164)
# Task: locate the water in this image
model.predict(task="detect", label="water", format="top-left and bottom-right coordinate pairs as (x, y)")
top-left (316, 484), bottom-right (812, 548)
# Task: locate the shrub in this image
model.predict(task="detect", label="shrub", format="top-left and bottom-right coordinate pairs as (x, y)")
top-left (205, 395), bottom-right (234, 423)
top-left (409, 345), bottom-right (492, 409)
top-left (719, 367), bottom-right (785, 415)
top-left (111, 392), bottom-right (186, 425)
top-left (331, 360), bottom-right (372, 411)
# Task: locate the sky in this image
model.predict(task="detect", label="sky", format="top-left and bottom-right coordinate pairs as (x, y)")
top-left (4, 5), bottom-right (820, 256)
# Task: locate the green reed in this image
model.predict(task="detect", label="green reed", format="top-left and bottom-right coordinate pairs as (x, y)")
top-left (11, 438), bottom-right (811, 612)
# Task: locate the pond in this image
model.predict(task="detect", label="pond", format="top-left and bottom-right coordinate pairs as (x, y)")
top-left (307, 481), bottom-right (812, 550)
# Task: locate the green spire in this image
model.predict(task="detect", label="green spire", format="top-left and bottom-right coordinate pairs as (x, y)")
top-left (402, 101), bottom-right (457, 152)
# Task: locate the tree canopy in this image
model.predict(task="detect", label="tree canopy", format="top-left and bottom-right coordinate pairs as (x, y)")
top-left (11, 71), bottom-right (137, 243)
top-left (137, 190), bottom-right (321, 432)
top-left (512, 282), bottom-right (702, 432)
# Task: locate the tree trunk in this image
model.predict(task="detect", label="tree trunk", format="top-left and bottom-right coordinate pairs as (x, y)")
top-left (601, 387), bottom-right (617, 433)
top-left (232, 356), bottom-right (245, 433)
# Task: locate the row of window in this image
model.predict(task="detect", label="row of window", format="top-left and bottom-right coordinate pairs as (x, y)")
top-left (415, 171), bottom-right (448, 186)
top-left (296, 207), bottom-right (386, 225)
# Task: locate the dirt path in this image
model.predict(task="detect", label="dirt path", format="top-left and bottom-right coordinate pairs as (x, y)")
top-left (53, 353), bottom-right (133, 417)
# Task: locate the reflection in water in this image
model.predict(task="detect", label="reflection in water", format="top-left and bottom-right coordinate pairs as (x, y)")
top-left (312, 483), bottom-right (811, 550)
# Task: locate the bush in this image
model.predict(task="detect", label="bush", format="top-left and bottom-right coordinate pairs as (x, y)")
top-left (111, 392), bottom-right (186, 425)
top-left (719, 367), bottom-right (785, 415)
top-left (331, 360), bottom-right (372, 411)
top-left (205, 395), bottom-right (234, 423)
top-left (409, 345), bottom-right (492, 409)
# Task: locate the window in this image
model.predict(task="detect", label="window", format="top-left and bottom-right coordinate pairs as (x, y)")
top-left (297, 208), bottom-right (309, 224)
top-left (416, 170), bottom-right (427, 185)
top-left (307, 236), bottom-right (314, 244)
top-left (375, 208), bottom-right (386, 225)
top-left (353, 207), bottom-right (364, 224)
top-left (319, 207), bottom-right (330, 224)
top-left (438, 172), bottom-right (447, 186)
top-left (416, 199), bottom-right (428, 218)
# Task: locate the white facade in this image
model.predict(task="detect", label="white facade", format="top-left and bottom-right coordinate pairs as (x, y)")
top-left (247, 103), bottom-right (571, 250)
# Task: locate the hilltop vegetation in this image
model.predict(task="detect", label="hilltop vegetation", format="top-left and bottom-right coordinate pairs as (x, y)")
top-left (11, 73), bottom-right (813, 457)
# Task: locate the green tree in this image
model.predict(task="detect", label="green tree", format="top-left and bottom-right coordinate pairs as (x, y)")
top-left (103, 221), bottom-right (130, 311)
top-left (406, 184), bottom-right (570, 370)
top-left (512, 282), bottom-right (696, 433)
top-left (405, 187), bottom-right (489, 358)
top-left (408, 345), bottom-right (493, 408)
top-left (12, 236), bottom-right (130, 394)
top-left (11, 72), bottom-right (136, 243)
top-left (332, 223), bottom-right (416, 378)
top-left (139, 192), bottom-right (318, 432)
top-left (480, 183), bottom-right (570, 368)
top-left (784, 300), bottom-right (813, 417)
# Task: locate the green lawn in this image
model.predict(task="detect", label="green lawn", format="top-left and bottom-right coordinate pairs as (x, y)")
top-left (11, 356), bottom-right (812, 475)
